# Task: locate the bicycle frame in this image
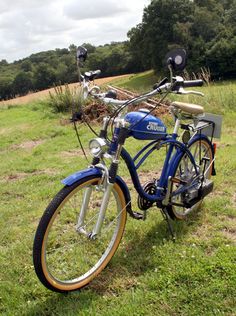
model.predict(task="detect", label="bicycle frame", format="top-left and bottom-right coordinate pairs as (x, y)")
top-left (120, 122), bottom-right (200, 204)
top-left (63, 119), bottom-right (202, 206)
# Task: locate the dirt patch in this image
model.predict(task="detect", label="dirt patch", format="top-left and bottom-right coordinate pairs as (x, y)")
top-left (233, 192), bottom-right (236, 208)
top-left (11, 140), bottom-right (45, 150)
top-left (216, 143), bottom-right (231, 148)
top-left (1, 169), bottom-right (58, 182)
top-left (217, 214), bottom-right (236, 244)
top-left (60, 149), bottom-right (89, 158)
top-left (191, 222), bottom-right (214, 241)
top-left (0, 127), bottom-right (13, 136)
top-left (83, 102), bottom-right (113, 122)
top-left (89, 265), bottom-right (138, 296)
top-left (222, 229), bottom-right (236, 244)
top-left (0, 124), bottom-right (33, 137)
top-left (123, 170), bottom-right (162, 187)
top-left (34, 169), bottom-right (58, 176)
top-left (3, 172), bottom-right (29, 181)
top-left (2, 191), bottom-right (24, 199)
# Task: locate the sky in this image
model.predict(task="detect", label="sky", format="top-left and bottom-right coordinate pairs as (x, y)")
top-left (0, 0), bottom-right (150, 63)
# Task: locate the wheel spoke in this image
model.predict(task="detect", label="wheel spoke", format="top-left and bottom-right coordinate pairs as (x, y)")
top-left (170, 139), bottom-right (213, 219)
top-left (34, 177), bottom-right (127, 292)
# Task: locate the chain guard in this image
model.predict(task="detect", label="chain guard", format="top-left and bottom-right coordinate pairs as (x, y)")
top-left (138, 180), bottom-right (157, 211)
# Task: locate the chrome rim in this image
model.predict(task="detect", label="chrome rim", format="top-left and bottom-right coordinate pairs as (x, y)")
top-left (43, 179), bottom-right (124, 285)
top-left (171, 140), bottom-right (212, 218)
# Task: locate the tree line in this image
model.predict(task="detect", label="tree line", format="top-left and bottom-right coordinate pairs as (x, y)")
top-left (0, 42), bottom-right (136, 101)
top-left (1, 0), bottom-right (236, 100)
top-left (128, 0), bottom-right (236, 78)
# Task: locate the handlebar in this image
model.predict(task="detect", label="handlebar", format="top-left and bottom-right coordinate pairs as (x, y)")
top-left (90, 77), bottom-right (204, 109)
top-left (82, 72), bottom-right (205, 111)
top-left (91, 92), bottom-right (129, 107)
top-left (183, 80), bottom-right (203, 88)
top-left (169, 76), bottom-right (204, 96)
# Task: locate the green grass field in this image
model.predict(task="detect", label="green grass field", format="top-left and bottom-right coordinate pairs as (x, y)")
top-left (0, 74), bottom-right (236, 315)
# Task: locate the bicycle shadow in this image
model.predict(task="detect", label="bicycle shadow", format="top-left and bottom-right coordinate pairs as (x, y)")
top-left (88, 210), bottom-right (201, 293)
top-left (26, 209), bottom-right (203, 315)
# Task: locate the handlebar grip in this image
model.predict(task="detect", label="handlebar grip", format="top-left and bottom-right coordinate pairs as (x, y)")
top-left (183, 80), bottom-right (204, 88)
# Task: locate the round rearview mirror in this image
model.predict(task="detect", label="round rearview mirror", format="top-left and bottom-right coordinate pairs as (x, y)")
top-left (77, 46), bottom-right (88, 63)
top-left (165, 48), bottom-right (187, 71)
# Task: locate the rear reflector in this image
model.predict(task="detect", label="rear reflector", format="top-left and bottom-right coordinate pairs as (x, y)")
top-left (213, 143), bottom-right (217, 154)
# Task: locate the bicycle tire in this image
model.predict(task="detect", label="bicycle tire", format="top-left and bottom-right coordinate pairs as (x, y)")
top-left (167, 137), bottom-right (214, 220)
top-left (33, 175), bottom-right (127, 292)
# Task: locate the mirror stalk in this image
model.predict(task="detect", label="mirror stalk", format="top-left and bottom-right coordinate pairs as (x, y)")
top-left (168, 64), bottom-right (174, 87)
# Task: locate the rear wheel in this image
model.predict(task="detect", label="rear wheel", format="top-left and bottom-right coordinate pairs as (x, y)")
top-left (168, 138), bottom-right (213, 220)
top-left (33, 175), bottom-right (127, 292)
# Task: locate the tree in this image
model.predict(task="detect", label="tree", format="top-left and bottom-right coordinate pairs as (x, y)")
top-left (21, 60), bottom-right (33, 72)
top-left (81, 43), bottom-right (96, 54)
top-left (128, 0), bottom-right (194, 72)
top-left (0, 77), bottom-right (13, 100)
top-left (206, 37), bottom-right (236, 78)
top-left (128, 24), bottom-right (151, 72)
top-left (34, 63), bottom-right (56, 90)
top-left (128, 0), bottom-right (236, 77)
top-left (69, 44), bottom-right (77, 52)
top-left (55, 63), bottom-right (68, 84)
top-left (13, 72), bottom-right (33, 96)
top-left (0, 59), bottom-right (8, 66)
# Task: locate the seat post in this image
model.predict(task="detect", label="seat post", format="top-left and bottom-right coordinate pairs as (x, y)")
top-left (173, 118), bottom-right (181, 136)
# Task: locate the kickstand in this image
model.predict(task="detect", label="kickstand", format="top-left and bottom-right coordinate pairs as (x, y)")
top-left (161, 208), bottom-right (176, 242)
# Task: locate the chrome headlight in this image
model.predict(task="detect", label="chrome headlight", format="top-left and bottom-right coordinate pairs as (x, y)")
top-left (89, 138), bottom-right (108, 157)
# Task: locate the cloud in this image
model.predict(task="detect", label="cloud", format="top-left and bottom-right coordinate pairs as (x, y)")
top-left (63, 0), bottom-right (128, 20)
top-left (0, 0), bottom-right (150, 62)
top-left (0, 0), bottom-right (49, 14)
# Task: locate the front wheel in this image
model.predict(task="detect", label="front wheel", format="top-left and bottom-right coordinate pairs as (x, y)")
top-left (33, 175), bottom-right (127, 292)
top-left (167, 137), bottom-right (214, 220)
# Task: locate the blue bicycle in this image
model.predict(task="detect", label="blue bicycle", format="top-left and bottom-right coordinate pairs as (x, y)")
top-left (33, 48), bottom-right (218, 292)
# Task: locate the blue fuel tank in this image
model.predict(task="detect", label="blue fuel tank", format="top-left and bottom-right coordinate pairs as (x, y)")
top-left (124, 110), bottom-right (167, 140)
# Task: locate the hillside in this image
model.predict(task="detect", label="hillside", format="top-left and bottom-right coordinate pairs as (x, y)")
top-left (0, 74), bottom-right (131, 106)
top-left (0, 42), bottom-right (140, 102)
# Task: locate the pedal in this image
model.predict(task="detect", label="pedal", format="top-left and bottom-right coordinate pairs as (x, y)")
top-left (131, 211), bottom-right (146, 220)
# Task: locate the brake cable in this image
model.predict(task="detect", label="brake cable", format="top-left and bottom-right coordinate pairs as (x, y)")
top-left (73, 120), bottom-right (89, 162)
top-left (71, 61), bottom-right (102, 163)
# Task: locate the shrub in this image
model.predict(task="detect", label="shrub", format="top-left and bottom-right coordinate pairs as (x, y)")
top-left (48, 84), bottom-right (84, 114)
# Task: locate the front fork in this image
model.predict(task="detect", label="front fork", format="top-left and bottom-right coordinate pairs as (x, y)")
top-left (75, 164), bottom-right (116, 239)
top-left (77, 121), bottom-right (128, 239)
top-left (76, 150), bottom-right (124, 239)
top-left (89, 182), bottom-right (114, 239)
top-left (76, 186), bottom-right (93, 235)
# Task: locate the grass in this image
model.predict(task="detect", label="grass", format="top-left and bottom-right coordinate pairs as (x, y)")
top-left (113, 70), bottom-right (159, 93)
top-left (0, 73), bottom-right (236, 315)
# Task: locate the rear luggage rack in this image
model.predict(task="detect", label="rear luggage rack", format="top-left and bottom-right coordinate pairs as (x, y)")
top-left (189, 113), bottom-right (223, 140)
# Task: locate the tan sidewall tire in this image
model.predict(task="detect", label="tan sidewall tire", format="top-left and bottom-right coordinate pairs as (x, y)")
top-left (37, 177), bottom-right (127, 292)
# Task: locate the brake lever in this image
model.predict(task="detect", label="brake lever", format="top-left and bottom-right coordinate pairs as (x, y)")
top-left (175, 87), bottom-right (204, 97)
